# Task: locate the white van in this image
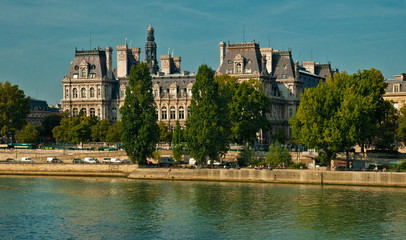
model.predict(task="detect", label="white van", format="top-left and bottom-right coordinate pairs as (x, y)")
top-left (47, 157), bottom-right (56, 163)
top-left (21, 157), bottom-right (33, 163)
top-left (84, 157), bottom-right (97, 163)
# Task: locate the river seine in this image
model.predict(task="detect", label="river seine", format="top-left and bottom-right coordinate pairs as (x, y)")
top-left (0, 176), bottom-right (405, 239)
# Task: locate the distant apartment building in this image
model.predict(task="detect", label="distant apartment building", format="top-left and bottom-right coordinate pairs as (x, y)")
top-left (61, 25), bottom-right (337, 144)
top-left (27, 99), bottom-right (61, 125)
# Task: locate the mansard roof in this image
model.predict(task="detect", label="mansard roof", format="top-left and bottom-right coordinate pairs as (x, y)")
top-left (66, 49), bottom-right (107, 79)
top-left (315, 63), bottom-right (333, 79)
top-left (218, 42), bottom-right (263, 74)
top-left (271, 50), bottom-right (295, 79)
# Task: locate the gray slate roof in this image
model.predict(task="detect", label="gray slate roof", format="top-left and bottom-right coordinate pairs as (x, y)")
top-left (66, 49), bottom-right (107, 78)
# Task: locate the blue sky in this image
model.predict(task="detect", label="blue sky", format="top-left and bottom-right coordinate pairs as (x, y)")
top-left (0, 0), bottom-right (405, 104)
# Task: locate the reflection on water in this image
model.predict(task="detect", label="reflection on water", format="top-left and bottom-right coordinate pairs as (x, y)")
top-left (0, 176), bottom-right (405, 239)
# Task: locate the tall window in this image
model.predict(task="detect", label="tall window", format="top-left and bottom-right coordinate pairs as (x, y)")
top-left (81, 68), bottom-right (87, 78)
top-left (394, 85), bottom-right (399, 92)
top-left (112, 107), bottom-right (117, 120)
top-left (90, 88), bottom-right (95, 98)
top-left (81, 88), bottom-right (86, 98)
top-left (73, 108), bottom-right (78, 116)
top-left (90, 108), bottom-right (95, 117)
top-left (170, 106), bottom-right (176, 119)
top-left (236, 63), bottom-right (242, 73)
top-left (161, 107), bottom-right (167, 120)
top-left (179, 106), bottom-right (185, 119)
top-left (72, 88), bottom-right (78, 98)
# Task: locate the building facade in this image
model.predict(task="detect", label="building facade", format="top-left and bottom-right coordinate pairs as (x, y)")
top-left (216, 41), bottom-right (337, 142)
top-left (383, 73), bottom-right (406, 110)
top-left (61, 25), bottom-right (337, 143)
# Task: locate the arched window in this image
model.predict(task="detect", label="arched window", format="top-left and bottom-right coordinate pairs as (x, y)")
top-left (65, 88), bottom-right (69, 98)
top-left (81, 68), bottom-right (87, 78)
top-left (81, 88), bottom-right (86, 98)
top-left (236, 63), bottom-right (242, 73)
top-left (162, 107), bottom-right (167, 120)
top-left (73, 108), bottom-right (78, 116)
top-left (90, 108), bottom-right (95, 117)
top-left (170, 106), bottom-right (176, 119)
top-left (179, 106), bottom-right (184, 119)
top-left (72, 88), bottom-right (78, 98)
top-left (90, 87), bottom-right (95, 98)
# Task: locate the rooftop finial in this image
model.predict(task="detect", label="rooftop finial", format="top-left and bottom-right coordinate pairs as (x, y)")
top-left (125, 38), bottom-right (127, 46)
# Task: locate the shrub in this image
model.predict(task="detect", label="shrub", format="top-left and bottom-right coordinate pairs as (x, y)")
top-left (290, 162), bottom-right (307, 169)
top-left (237, 146), bottom-right (255, 167)
top-left (266, 141), bottom-right (292, 168)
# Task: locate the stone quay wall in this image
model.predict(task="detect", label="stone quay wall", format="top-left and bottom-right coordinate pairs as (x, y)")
top-left (0, 163), bottom-right (138, 177)
top-left (128, 168), bottom-right (406, 187)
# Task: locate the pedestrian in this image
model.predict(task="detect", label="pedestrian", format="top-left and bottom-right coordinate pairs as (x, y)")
top-left (375, 166), bottom-right (378, 173)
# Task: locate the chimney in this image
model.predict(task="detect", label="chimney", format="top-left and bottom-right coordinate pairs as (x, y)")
top-left (219, 42), bottom-right (226, 67)
top-left (173, 57), bottom-right (181, 73)
top-left (105, 47), bottom-right (113, 79)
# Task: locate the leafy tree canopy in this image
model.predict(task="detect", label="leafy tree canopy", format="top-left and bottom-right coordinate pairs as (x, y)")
top-left (120, 63), bottom-right (159, 164)
top-left (290, 68), bottom-right (389, 168)
top-left (16, 123), bottom-right (39, 144)
top-left (0, 81), bottom-right (30, 140)
top-left (186, 65), bottom-right (229, 165)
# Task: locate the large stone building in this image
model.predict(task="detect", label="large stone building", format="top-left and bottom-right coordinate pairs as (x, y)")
top-left (62, 25), bottom-right (336, 143)
top-left (62, 24), bottom-right (195, 130)
top-left (216, 41), bottom-right (337, 142)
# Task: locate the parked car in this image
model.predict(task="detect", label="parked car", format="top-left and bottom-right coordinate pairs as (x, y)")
top-left (47, 157), bottom-right (57, 163)
top-left (51, 159), bottom-right (63, 163)
top-left (21, 157), bottom-right (34, 163)
top-left (73, 159), bottom-right (84, 164)
top-left (5, 158), bottom-right (15, 162)
top-left (103, 158), bottom-right (112, 163)
top-left (84, 157), bottom-right (98, 164)
top-left (110, 158), bottom-right (121, 164)
top-left (121, 159), bottom-right (131, 164)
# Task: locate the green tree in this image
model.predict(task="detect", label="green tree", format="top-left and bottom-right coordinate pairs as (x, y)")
top-left (290, 69), bottom-right (389, 168)
top-left (39, 114), bottom-right (62, 143)
top-left (0, 81), bottom-right (30, 141)
top-left (374, 101), bottom-right (398, 150)
top-left (158, 121), bottom-right (172, 143)
top-left (70, 115), bottom-right (96, 147)
top-left (16, 123), bottom-right (39, 143)
top-left (186, 64), bottom-right (229, 165)
top-left (172, 120), bottom-right (184, 163)
top-left (266, 142), bottom-right (292, 168)
top-left (229, 79), bottom-right (271, 145)
top-left (106, 121), bottom-right (121, 143)
top-left (120, 63), bottom-right (159, 164)
top-left (91, 119), bottom-right (110, 142)
top-left (52, 117), bottom-right (72, 143)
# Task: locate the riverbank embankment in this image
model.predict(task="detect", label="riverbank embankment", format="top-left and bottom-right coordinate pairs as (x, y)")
top-left (0, 163), bottom-right (137, 177)
top-left (128, 168), bottom-right (406, 187)
top-left (1, 164), bottom-right (406, 187)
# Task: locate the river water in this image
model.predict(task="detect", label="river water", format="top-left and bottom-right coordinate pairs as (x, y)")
top-left (0, 176), bottom-right (405, 240)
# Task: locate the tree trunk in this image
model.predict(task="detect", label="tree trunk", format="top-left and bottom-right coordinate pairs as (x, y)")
top-left (346, 149), bottom-right (350, 169)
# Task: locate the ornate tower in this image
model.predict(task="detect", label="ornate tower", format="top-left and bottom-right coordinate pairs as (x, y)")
top-left (145, 24), bottom-right (159, 74)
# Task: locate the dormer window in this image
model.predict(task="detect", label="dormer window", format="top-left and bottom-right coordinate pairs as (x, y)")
top-left (81, 67), bottom-right (87, 78)
top-left (236, 63), bottom-right (242, 73)
top-left (73, 74), bottom-right (78, 79)
top-left (90, 73), bottom-right (96, 78)
top-left (394, 85), bottom-right (400, 92)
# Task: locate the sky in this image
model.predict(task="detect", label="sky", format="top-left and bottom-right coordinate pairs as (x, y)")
top-left (0, 0), bottom-right (405, 104)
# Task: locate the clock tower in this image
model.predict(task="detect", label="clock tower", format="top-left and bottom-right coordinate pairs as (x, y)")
top-left (145, 24), bottom-right (159, 74)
